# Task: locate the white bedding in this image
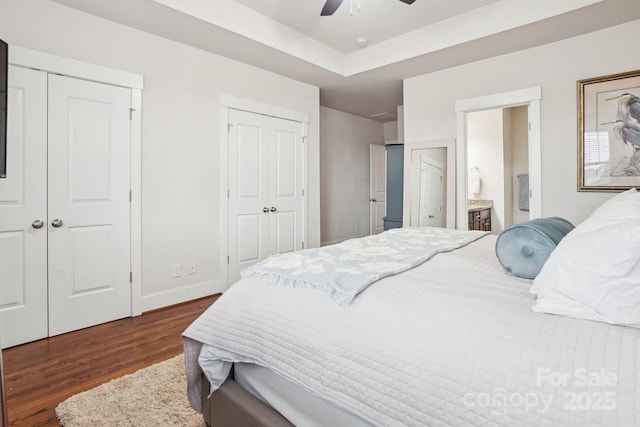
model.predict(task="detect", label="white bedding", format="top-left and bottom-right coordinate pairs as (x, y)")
top-left (235, 362), bottom-right (371, 427)
top-left (183, 234), bottom-right (640, 426)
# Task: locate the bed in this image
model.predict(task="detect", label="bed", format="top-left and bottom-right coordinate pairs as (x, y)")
top-left (183, 227), bottom-right (640, 426)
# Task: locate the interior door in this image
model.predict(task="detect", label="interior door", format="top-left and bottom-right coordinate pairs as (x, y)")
top-left (0, 66), bottom-right (48, 348)
top-left (419, 158), bottom-right (444, 227)
top-left (369, 144), bottom-right (386, 234)
top-left (47, 74), bottom-right (132, 337)
top-left (268, 116), bottom-right (304, 255)
top-left (228, 109), bottom-right (270, 284)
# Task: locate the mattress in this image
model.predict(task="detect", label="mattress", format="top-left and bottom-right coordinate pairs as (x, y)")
top-left (184, 234), bottom-right (640, 426)
top-left (234, 362), bottom-right (371, 427)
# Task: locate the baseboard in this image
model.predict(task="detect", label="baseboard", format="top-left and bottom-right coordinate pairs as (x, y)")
top-left (141, 279), bottom-right (224, 312)
top-left (321, 238), bottom-right (344, 246)
top-left (321, 234), bottom-right (368, 247)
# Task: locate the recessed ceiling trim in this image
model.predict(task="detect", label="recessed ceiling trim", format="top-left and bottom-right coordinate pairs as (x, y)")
top-left (345, 0), bottom-right (606, 75)
top-left (153, 0), bottom-right (347, 74)
top-left (154, 0), bottom-right (604, 78)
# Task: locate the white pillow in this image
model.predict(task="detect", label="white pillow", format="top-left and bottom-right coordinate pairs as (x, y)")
top-left (531, 190), bottom-right (640, 327)
top-left (578, 188), bottom-right (639, 232)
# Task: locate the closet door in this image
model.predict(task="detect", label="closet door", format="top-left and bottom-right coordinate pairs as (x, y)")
top-left (267, 117), bottom-right (304, 255)
top-left (0, 66), bottom-right (48, 348)
top-left (47, 75), bottom-right (132, 336)
top-left (227, 109), bottom-right (270, 284)
top-left (227, 110), bottom-right (305, 285)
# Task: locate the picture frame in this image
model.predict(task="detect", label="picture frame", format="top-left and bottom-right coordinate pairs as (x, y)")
top-left (577, 69), bottom-right (640, 191)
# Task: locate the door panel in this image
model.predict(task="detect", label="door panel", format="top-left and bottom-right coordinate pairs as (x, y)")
top-left (69, 98), bottom-right (113, 202)
top-left (419, 160), bottom-right (444, 227)
top-left (275, 211), bottom-right (296, 254)
top-left (268, 117), bottom-right (303, 256)
top-left (237, 125), bottom-right (262, 198)
top-left (236, 214), bottom-right (263, 264)
top-left (0, 66), bottom-right (48, 348)
top-left (0, 231), bottom-right (25, 307)
top-left (228, 110), bottom-right (270, 284)
top-left (47, 74), bottom-right (131, 337)
top-left (69, 225), bottom-right (114, 294)
top-left (369, 145), bottom-right (386, 234)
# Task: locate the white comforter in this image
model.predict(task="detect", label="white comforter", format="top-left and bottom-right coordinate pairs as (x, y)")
top-left (183, 235), bottom-right (640, 426)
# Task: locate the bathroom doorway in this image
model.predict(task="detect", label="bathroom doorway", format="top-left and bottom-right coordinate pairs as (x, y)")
top-left (466, 106), bottom-right (530, 234)
top-left (455, 87), bottom-right (542, 231)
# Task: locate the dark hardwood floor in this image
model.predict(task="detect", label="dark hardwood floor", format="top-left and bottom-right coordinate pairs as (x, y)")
top-left (2, 294), bottom-right (219, 426)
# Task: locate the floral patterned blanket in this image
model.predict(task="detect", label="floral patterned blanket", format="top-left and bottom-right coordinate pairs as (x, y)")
top-left (241, 227), bottom-right (488, 304)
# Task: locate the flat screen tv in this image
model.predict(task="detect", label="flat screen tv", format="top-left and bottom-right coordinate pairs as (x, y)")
top-left (0, 39), bottom-right (7, 178)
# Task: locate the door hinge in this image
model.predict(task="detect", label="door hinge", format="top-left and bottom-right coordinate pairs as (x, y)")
top-left (228, 189), bottom-right (230, 198)
top-left (129, 190), bottom-right (132, 202)
top-left (302, 136), bottom-right (307, 144)
top-left (228, 124), bottom-right (233, 133)
top-left (227, 255), bottom-right (230, 264)
top-left (302, 242), bottom-right (305, 249)
top-left (130, 272), bottom-right (133, 283)
top-left (529, 189), bottom-right (533, 198)
top-left (440, 176), bottom-right (443, 181)
top-left (129, 108), bottom-right (135, 120)
top-left (528, 122), bottom-right (531, 131)
top-left (301, 188), bottom-right (304, 196)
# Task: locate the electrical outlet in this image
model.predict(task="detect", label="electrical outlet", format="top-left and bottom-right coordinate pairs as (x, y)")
top-left (171, 264), bottom-right (181, 278)
top-left (187, 260), bottom-right (197, 275)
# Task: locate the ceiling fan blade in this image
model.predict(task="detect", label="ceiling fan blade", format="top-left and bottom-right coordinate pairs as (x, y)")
top-left (398, 0), bottom-right (416, 4)
top-left (321, 0), bottom-right (344, 16)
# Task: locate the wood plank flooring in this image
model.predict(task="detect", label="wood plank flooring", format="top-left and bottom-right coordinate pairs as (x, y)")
top-left (2, 294), bottom-right (219, 426)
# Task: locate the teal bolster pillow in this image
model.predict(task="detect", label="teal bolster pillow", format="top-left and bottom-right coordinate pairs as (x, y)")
top-left (495, 217), bottom-right (574, 279)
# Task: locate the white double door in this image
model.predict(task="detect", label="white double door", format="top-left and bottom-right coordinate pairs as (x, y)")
top-left (227, 109), bottom-right (304, 284)
top-left (0, 66), bottom-right (132, 348)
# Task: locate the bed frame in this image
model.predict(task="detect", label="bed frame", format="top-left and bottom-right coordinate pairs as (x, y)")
top-left (201, 371), bottom-right (293, 427)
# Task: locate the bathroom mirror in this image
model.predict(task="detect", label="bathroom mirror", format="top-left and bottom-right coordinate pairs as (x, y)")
top-left (402, 139), bottom-right (456, 228)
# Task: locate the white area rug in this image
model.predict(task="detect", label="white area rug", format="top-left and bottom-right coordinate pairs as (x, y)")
top-left (56, 354), bottom-right (205, 427)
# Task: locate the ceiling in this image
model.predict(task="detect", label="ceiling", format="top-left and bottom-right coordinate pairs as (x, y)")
top-left (233, 0), bottom-right (500, 54)
top-left (52, 0), bottom-right (640, 122)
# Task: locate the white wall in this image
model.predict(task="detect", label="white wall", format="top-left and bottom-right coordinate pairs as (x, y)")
top-left (404, 19), bottom-right (640, 226)
top-left (502, 108), bottom-right (514, 228)
top-left (383, 121), bottom-right (398, 144)
top-left (0, 0), bottom-right (320, 310)
top-left (320, 106), bottom-right (384, 245)
top-left (467, 108), bottom-right (506, 233)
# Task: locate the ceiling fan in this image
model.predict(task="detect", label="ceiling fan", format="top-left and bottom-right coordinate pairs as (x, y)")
top-left (321, 0), bottom-right (416, 16)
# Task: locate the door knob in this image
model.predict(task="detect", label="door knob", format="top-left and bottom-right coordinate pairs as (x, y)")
top-left (262, 207), bottom-right (269, 213)
top-left (32, 220), bottom-right (44, 229)
top-left (370, 198), bottom-right (377, 202)
top-left (51, 218), bottom-right (64, 228)
top-left (270, 207), bottom-right (277, 213)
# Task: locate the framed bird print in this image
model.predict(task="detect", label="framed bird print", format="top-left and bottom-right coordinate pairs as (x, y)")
top-left (578, 69), bottom-right (640, 191)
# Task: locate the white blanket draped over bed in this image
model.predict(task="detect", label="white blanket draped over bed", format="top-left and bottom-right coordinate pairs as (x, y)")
top-left (183, 234), bottom-right (640, 426)
top-left (242, 227), bottom-right (488, 304)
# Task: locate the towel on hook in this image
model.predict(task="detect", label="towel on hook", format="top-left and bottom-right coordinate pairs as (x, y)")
top-left (518, 174), bottom-right (529, 211)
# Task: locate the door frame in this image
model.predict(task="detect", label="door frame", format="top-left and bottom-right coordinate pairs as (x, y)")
top-left (219, 95), bottom-right (309, 289)
top-left (403, 139), bottom-right (456, 229)
top-left (9, 46), bottom-right (144, 316)
top-left (454, 87), bottom-right (542, 230)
